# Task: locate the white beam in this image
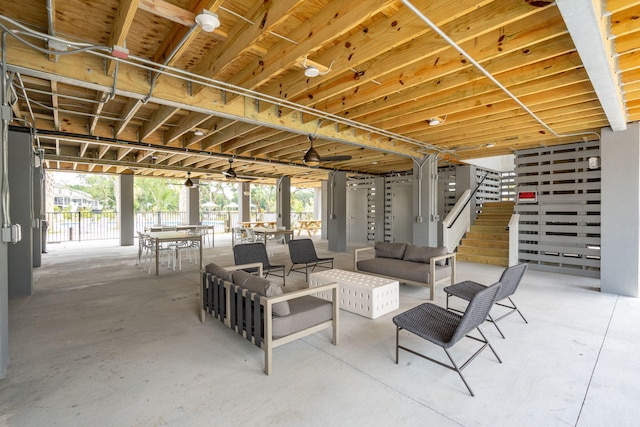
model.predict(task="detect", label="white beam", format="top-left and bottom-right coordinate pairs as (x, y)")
top-left (557, 0), bottom-right (627, 131)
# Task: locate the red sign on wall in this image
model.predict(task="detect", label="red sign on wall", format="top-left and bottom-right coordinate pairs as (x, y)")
top-left (518, 191), bottom-right (537, 203)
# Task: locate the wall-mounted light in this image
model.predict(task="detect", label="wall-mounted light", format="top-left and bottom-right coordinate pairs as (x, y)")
top-left (588, 156), bottom-right (600, 169)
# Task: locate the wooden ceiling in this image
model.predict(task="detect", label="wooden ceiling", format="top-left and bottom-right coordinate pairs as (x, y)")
top-left (1, 0), bottom-right (638, 186)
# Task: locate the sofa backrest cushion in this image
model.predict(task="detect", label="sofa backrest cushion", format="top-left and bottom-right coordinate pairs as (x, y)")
top-left (374, 242), bottom-right (407, 259)
top-left (231, 270), bottom-right (291, 317)
top-left (205, 262), bottom-right (233, 282)
top-left (403, 244), bottom-right (448, 266)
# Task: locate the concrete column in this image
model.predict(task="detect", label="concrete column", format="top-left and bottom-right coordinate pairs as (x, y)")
top-left (374, 177), bottom-right (385, 242)
top-left (313, 187), bottom-right (321, 220)
top-left (0, 129), bottom-right (9, 379)
top-left (321, 180), bottom-right (328, 240)
top-left (601, 123), bottom-right (640, 297)
top-left (327, 171), bottom-right (347, 252)
top-left (119, 174), bottom-right (134, 246)
top-left (412, 156), bottom-right (438, 247)
top-left (32, 161), bottom-right (43, 267)
top-left (277, 177), bottom-right (291, 230)
top-left (455, 164), bottom-right (477, 221)
top-left (186, 180), bottom-right (200, 224)
top-left (239, 182), bottom-right (250, 222)
top-left (8, 129), bottom-right (33, 297)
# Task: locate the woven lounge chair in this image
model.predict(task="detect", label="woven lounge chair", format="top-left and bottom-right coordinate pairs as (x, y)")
top-left (393, 282), bottom-right (502, 396)
top-left (287, 238), bottom-right (333, 282)
top-left (233, 242), bottom-right (286, 285)
top-left (444, 263), bottom-right (528, 339)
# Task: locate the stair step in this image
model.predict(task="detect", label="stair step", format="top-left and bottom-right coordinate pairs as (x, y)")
top-left (473, 219), bottom-right (511, 226)
top-left (457, 246), bottom-right (509, 258)
top-left (469, 224), bottom-right (508, 233)
top-left (458, 239), bottom-right (509, 249)
top-left (456, 253), bottom-right (509, 267)
top-left (464, 231), bottom-right (509, 241)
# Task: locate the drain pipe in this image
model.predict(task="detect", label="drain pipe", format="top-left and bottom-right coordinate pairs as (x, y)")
top-left (401, 0), bottom-right (601, 141)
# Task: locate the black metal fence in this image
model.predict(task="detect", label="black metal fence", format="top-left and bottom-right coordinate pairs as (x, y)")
top-left (45, 210), bottom-right (315, 242)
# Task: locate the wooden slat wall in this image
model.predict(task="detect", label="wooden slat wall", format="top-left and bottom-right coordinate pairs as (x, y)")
top-left (514, 141), bottom-right (601, 278)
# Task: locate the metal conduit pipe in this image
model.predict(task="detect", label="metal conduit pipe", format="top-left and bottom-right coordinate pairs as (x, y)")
top-left (401, 0), bottom-right (601, 142)
top-left (144, 24), bottom-right (199, 103)
top-left (0, 16), bottom-right (448, 157)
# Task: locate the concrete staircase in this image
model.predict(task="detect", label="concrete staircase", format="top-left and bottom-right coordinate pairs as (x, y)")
top-left (455, 201), bottom-right (515, 266)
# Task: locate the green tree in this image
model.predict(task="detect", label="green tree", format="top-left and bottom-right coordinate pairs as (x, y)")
top-left (134, 177), bottom-right (180, 211)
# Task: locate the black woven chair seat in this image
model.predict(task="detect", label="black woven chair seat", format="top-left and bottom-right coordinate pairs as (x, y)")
top-left (443, 280), bottom-right (486, 301)
top-left (233, 242), bottom-right (286, 285)
top-left (393, 304), bottom-right (462, 348)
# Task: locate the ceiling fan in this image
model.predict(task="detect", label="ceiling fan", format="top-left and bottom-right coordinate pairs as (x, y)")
top-left (222, 158), bottom-right (257, 181)
top-left (183, 171), bottom-right (197, 187)
top-left (303, 135), bottom-right (352, 167)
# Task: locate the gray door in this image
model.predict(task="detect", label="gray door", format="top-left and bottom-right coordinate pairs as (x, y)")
top-left (347, 187), bottom-right (368, 243)
top-left (391, 185), bottom-right (412, 243)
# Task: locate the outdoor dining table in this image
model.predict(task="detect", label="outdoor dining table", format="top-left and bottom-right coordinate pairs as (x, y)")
top-left (252, 227), bottom-right (294, 243)
top-left (295, 219), bottom-right (322, 236)
top-left (238, 221), bottom-right (277, 228)
top-left (144, 230), bottom-right (203, 275)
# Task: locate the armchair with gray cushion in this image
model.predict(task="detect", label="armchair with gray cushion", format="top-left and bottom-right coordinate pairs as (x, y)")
top-left (202, 262), bottom-right (339, 375)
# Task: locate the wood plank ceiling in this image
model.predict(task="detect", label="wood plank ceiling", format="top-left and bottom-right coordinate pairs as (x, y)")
top-left (0, 0), bottom-right (638, 186)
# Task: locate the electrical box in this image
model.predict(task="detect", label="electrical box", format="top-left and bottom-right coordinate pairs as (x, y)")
top-left (1, 224), bottom-right (22, 244)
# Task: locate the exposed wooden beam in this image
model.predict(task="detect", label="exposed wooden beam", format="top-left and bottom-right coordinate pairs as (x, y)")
top-left (107, 0), bottom-right (140, 76)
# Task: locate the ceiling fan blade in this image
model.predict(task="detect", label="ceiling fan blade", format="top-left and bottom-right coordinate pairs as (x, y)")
top-left (319, 155), bottom-right (352, 162)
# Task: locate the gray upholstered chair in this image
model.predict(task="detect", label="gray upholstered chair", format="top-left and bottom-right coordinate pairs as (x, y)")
top-left (444, 263), bottom-right (528, 339)
top-left (393, 282), bottom-right (502, 396)
top-left (233, 242), bottom-right (286, 285)
top-left (287, 238), bottom-right (333, 282)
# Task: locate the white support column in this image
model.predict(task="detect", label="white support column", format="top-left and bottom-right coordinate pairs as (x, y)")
top-left (239, 182), bottom-right (250, 222)
top-left (601, 123), bottom-right (640, 297)
top-left (277, 177), bottom-right (291, 230)
top-left (186, 180), bottom-right (200, 225)
top-left (327, 171), bottom-right (347, 252)
top-left (119, 174), bottom-right (134, 246)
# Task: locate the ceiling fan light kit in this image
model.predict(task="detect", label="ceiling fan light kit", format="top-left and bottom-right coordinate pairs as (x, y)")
top-left (195, 10), bottom-right (220, 32)
top-left (184, 172), bottom-right (194, 187)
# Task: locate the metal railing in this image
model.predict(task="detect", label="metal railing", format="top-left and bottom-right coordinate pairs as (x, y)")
top-left (45, 210), bottom-right (315, 242)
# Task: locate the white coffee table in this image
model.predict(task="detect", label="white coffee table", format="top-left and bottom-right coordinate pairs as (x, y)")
top-left (308, 269), bottom-right (399, 319)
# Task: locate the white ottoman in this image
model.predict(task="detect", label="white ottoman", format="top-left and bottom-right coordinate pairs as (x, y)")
top-left (308, 269), bottom-right (399, 319)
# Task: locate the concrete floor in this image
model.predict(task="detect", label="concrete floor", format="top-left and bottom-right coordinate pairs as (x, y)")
top-left (1, 234), bottom-right (639, 426)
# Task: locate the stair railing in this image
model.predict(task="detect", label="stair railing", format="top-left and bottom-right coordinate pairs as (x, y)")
top-left (442, 189), bottom-right (471, 253)
top-left (508, 213), bottom-right (520, 266)
top-left (442, 173), bottom-right (489, 253)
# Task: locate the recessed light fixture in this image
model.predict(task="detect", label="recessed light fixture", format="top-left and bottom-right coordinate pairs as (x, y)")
top-left (195, 10), bottom-right (220, 32)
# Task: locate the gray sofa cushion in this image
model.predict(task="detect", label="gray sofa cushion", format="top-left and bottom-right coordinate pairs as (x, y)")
top-left (403, 244), bottom-right (448, 266)
top-left (231, 270), bottom-right (290, 317)
top-left (374, 242), bottom-right (407, 259)
top-left (272, 296), bottom-right (333, 338)
top-left (205, 262), bottom-right (233, 282)
top-left (357, 258), bottom-right (451, 284)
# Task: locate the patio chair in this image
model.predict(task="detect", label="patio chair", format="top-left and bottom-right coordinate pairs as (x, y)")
top-left (444, 263), bottom-right (528, 339)
top-left (287, 238), bottom-right (334, 282)
top-left (393, 282), bottom-right (503, 397)
top-left (233, 242), bottom-right (286, 285)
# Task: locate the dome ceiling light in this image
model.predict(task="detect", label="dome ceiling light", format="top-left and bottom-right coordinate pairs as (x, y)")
top-left (302, 57), bottom-right (334, 78)
top-left (195, 10), bottom-right (220, 32)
